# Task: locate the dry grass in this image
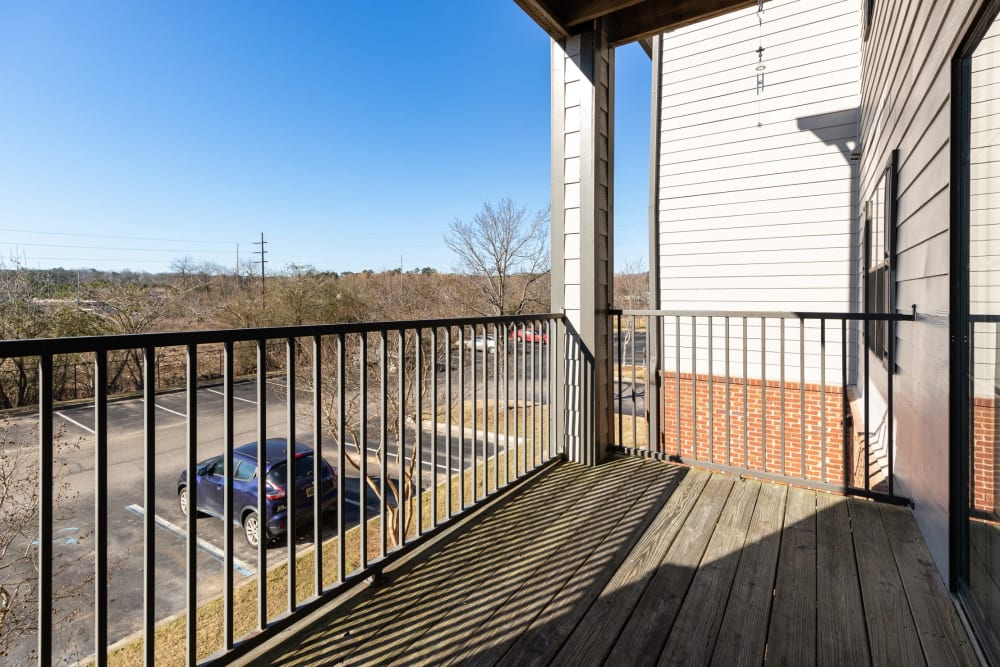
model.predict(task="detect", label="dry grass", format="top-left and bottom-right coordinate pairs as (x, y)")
top-left (614, 414), bottom-right (649, 448)
top-left (101, 426), bottom-right (542, 666)
top-left (613, 364), bottom-right (647, 383)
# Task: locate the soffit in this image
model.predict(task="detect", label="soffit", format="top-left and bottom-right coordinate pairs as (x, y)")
top-left (514, 0), bottom-right (761, 46)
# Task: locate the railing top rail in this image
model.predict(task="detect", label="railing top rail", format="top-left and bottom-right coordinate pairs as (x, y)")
top-left (970, 314), bottom-right (1000, 323)
top-left (615, 308), bottom-right (918, 322)
top-left (0, 313), bottom-right (564, 357)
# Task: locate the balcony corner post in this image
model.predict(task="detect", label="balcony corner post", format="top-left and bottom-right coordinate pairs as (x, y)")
top-left (551, 20), bottom-right (615, 465)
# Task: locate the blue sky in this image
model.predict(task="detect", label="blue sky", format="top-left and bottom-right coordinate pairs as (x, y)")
top-left (0, 1), bottom-right (651, 275)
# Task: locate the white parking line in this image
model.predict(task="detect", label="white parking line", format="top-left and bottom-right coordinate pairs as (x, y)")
top-left (154, 403), bottom-right (186, 418)
top-left (55, 412), bottom-right (95, 434)
top-left (124, 504), bottom-right (256, 576)
top-left (205, 388), bottom-right (256, 404)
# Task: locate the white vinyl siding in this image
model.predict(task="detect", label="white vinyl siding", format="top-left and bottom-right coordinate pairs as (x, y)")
top-left (656, 0), bottom-right (860, 383)
top-left (857, 0), bottom-right (985, 577)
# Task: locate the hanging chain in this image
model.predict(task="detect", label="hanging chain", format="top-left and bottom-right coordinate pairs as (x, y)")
top-left (756, 1), bottom-right (766, 96)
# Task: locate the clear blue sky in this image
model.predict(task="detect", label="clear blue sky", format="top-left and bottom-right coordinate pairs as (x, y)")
top-left (0, 1), bottom-right (651, 275)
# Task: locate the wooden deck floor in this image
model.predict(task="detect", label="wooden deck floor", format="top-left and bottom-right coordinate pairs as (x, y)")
top-left (243, 456), bottom-right (979, 666)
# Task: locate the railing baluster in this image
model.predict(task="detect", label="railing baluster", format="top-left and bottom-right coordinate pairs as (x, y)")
top-left (708, 317), bottom-right (714, 465)
top-left (94, 349), bottom-right (108, 665)
top-left (493, 323), bottom-right (499, 492)
top-left (820, 320), bottom-right (827, 485)
top-left (431, 328), bottom-right (439, 527)
top-left (503, 325), bottom-right (510, 484)
top-left (416, 328), bottom-right (423, 536)
top-left (458, 327), bottom-right (465, 510)
top-left (471, 325), bottom-right (478, 501)
top-left (616, 312), bottom-right (622, 449)
top-left (780, 318), bottom-right (786, 478)
top-left (529, 321), bottom-right (535, 467)
top-left (761, 316), bottom-right (767, 474)
top-left (186, 343), bottom-right (198, 663)
top-left (359, 333), bottom-right (368, 568)
top-left (336, 334), bottom-right (346, 580)
top-left (312, 336), bottom-right (323, 594)
top-left (692, 316), bottom-right (698, 462)
top-left (742, 317), bottom-right (748, 470)
top-left (142, 346), bottom-right (156, 667)
top-left (725, 317), bottom-right (731, 467)
top-left (515, 324), bottom-right (521, 476)
top-left (38, 353), bottom-right (53, 667)
top-left (800, 320), bottom-right (806, 480)
top-left (842, 319), bottom-right (848, 489)
top-left (398, 330), bottom-right (406, 547)
top-left (445, 328), bottom-right (452, 520)
top-left (286, 337), bottom-right (297, 612)
top-left (887, 312), bottom-right (895, 496)
top-left (223, 341), bottom-right (235, 649)
top-left (630, 315), bottom-right (637, 450)
top-left (675, 316), bottom-right (681, 458)
top-left (379, 330), bottom-right (387, 558)
top-left (256, 339), bottom-right (268, 628)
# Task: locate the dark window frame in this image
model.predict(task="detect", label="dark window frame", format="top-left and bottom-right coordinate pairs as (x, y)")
top-left (865, 149), bottom-right (899, 368)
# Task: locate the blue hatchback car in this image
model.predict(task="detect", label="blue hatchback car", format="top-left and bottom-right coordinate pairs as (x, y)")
top-left (177, 438), bottom-right (337, 547)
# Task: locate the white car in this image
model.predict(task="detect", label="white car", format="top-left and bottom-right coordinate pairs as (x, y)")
top-left (464, 335), bottom-right (497, 353)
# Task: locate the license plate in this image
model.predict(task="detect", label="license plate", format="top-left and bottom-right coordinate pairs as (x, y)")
top-left (306, 485), bottom-right (314, 498)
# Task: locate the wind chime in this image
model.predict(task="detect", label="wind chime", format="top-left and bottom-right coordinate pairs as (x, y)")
top-left (756, 0), bottom-right (766, 126)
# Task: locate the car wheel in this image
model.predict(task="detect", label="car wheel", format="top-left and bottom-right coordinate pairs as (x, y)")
top-left (243, 511), bottom-right (262, 547)
top-left (178, 486), bottom-right (189, 517)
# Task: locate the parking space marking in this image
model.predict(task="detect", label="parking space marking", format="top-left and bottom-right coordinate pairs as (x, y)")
top-left (154, 403), bottom-right (186, 418)
top-left (56, 411), bottom-right (95, 434)
top-left (124, 504), bottom-right (256, 577)
top-left (205, 388), bottom-right (256, 404)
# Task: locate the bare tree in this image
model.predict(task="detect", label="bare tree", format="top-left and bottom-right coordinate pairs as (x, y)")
top-left (614, 258), bottom-right (649, 348)
top-left (445, 199), bottom-right (549, 316)
top-left (0, 419), bottom-right (91, 661)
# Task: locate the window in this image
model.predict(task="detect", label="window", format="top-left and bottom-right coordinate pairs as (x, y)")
top-left (234, 458), bottom-right (256, 481)
top-left (865, 150), bottom-right (898, 364)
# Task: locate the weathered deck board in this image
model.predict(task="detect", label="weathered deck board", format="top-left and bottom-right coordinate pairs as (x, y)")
top-left (495, 465), bottom-right (690, 667)
top-left (711, 481), bottom-right (786, 666)
top-left (969, 519), bottom-right (1000, 651)
top-left (765, 485), bottom-right (817, 665)
top-left (881, 503), bottom-right (979, 665)
top-left (439, 457), bottom-right (680, 666)
top-left (381, 457), bottom-right (659, 666)
top-left (277, 460), bottom-right (612, 666)
top-left (850, 498), bottom-right (926, 666)
top-left (549, 468), bottom-right (711, 667)
top-left (602, 474), bottom-right (734, 667)
top-left (815, 491), bottom-right (870, 667)
top-left (241, 457), bottom-right (976, 667)
top-left (658, 479), bottom-right (760, 666)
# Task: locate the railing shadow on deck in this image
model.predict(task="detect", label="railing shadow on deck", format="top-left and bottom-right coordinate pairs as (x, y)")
top-left (248, 455), bottom-right (977, 667)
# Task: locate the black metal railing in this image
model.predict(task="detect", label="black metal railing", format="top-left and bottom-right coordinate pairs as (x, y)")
top-left (0, 314), bottom-right (568, 665)
top-left (611, 308), bottom-right (917, 502)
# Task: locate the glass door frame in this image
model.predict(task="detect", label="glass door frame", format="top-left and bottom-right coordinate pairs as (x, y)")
top-left (952, 2), bottom-right (1000, 661)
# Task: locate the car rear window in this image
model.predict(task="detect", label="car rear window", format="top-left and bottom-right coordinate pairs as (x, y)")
top-left (266, 455), bottom-right (315, 485)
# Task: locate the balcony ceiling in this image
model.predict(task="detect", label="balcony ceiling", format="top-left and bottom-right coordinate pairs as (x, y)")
top-left (515, 0), bottom-right (760, 45)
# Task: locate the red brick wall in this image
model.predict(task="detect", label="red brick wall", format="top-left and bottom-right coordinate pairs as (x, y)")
top-left (659, 371), bottom-right (845, 486)
top-left (973, 397), bottom-right (998, 513)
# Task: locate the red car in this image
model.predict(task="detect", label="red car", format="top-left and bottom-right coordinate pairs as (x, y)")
top-left (511, 327), bottom-right (548, 344)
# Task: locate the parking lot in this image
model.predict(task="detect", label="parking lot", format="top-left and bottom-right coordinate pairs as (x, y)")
top-left (4, 375), bottom-right (494, 664)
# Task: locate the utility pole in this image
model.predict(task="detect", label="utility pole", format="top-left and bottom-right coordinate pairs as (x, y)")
top-left (252, 233), bottom-right (268, 304)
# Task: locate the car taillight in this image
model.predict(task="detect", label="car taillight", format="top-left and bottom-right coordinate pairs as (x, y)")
top-left (266, 481), bottom-right (285, 501)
